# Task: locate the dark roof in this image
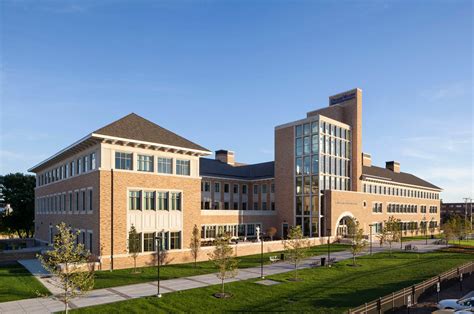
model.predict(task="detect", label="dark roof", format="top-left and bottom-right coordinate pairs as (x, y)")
top-left (200, 158), bottom-right (274, 180)
top-left (94, 113), bottom-right (209, 152)
top-left (362, 166), bottom-right (441, 190)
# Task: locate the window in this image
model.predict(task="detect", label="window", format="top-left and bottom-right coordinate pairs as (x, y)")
top-left (75, 191), bottom-right (79, 211)
top-left (82, 191), bottom-right (86, 211)
top-left (71, 161), bottom-right (75, 176)
top-left (242, 202), bottom-right (247, 210)
top-left (233, 202), bottom-right (239, 210)
top-left (262, 184), bottom-right (267, 194)
top-left (295, 125), bottom-right (302, 137)
top-left (115, 152), bottom-right (133, 170)
top-left (253, 185), bottom-right (259, 194)
top-left (296, 138), bottom-right (303, 156)
top-left (233, 184), bottom-right (239, 194)
top-left (262, 202), bottom-right (267, 210)
top-left (68, 192), bottom-right (72, 211)
top-left (271, 202), bottom-right (275, 210)
top-left (224, 202), bottom-right (230, 210)
top-left (157, 192), bottom-right (168, 210)
top-left (89, 190), bottom-right (93, 211)
top-left (83, 156), bottom-right (89, 172)
top-left (144, 233), bottom-right (156, 252)
top-left (213, 201), bottom-right (220, 209)
top-left (253, 202), bottom-right (258, 210)
top-left (144, 191), bottom-right (155, 210)
top-left (170, 231), bottom-right (181, 249)
top-left (224, 183), bottom-right (230, 193)
top-left (171, 192), bottom-right (181, 210)
top-left (90, 153), bottom-right (96, 170)
top-left (77, 159), bottom-right (82, 175)
top-left (158, 157), bottom-right (172, 174)
top-left (138, 155), bottom-right (154, 172)
top-left (129, 191), bottom-right (141, 210)
top-left (214, 182), bottom-right (220, 193)
top-left (242, 185), bottom-right (247, 194)
top-left (176, 160), bottom-right (190, 176)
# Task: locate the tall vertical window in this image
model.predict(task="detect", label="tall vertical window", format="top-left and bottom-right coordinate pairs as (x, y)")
top-left (82, 191), bottom-right (86, 211)
top-left (253, 185), bottom-right (259, 194)
top-left (68, 192), bottom-right (73, 211)
top-left (144, 191), bottom-right (155, 210)
top-left (89, 190), bottom-right (93, 211)
top-left (90, 153), bottom-right (96, 170)
top-left (75, 191), bottom-right (79, 211)
top-left (171, 192), bottom-right (181, 210)
top-left (115, 152), bottom-right (133, 170)
top-left (138, 155), bottom-right (154, 172)
top-left (295, 138), bottom-right (303, 156)
top-left (170, 232), bottom-right (181, 250)
top-left (176, 160), bottom-right (190, 175)
top-left (157, 157), bottom-right (172, 174)
top-left (233, 184), bottom-right (239, 194)
top-left (83, 156), bottom-right (89, 172)
top-left (144, 233), bottom-right (155, 252)
top-left (77, 159), bottom-right (82, 175)
top-left (214, 182), bottom-right (220, 193)
top-left (242, 185), bottom-right (247, 194)
top-left (157, 192), bottom-right (168, 210)
top-left (129, 191), bottom-right (141, 210)
top-left (71, 161), bottom-right (75, 176)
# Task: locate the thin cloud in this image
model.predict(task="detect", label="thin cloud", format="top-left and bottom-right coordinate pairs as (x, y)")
top-left (419, 81), bottom-right (470, 102)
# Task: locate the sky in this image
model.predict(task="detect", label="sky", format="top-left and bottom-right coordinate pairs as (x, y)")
top-left (0, 0), bottom-right (472, 202)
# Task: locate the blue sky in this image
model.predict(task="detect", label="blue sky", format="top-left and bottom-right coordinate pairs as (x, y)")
top-left (1, 0), bottom-right (472, 202)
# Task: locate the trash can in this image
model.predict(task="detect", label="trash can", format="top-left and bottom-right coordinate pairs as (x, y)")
top-left (321, 257), bottom-right (326, 266)
top-left (280, 253), bottom-right (285, 261)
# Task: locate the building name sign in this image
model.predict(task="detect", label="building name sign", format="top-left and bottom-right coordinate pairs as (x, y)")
top-left (330, 92), bottom-right (356, 106)
top-left (336, 201), bottom-right (358, 206)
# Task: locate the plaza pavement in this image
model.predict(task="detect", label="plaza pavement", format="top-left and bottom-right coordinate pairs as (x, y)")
top-left (0, 240), bottom-right (444, 313)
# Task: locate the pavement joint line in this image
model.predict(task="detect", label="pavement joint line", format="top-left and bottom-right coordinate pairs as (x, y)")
top-left (160, 285), bottom-right (176, 292)
top-left (183, 277), bottom-right (212, 285)
top-left (106, 288), bottom-right (133, 300)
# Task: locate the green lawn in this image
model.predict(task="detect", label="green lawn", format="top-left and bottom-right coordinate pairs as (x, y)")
top-left (93, 244), bottom-right (349, 289)
top-left (450, 239), bottom-right (474, 246)
top-left (75, 250), bottom-right (473, 313)
top-left (401, 234), bottom-right (441, 242)
top-left (0, 262), bottom-right (50, 302)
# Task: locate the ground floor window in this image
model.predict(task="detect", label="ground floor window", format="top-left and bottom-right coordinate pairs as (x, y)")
top-left (143, 232), bottom-right (156, 252)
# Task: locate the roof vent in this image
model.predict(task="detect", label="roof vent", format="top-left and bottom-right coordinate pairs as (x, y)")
top-left (362, 153), bottom-right (372, 167)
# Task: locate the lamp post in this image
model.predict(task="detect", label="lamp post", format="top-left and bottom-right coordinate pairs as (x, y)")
top-left (369, 224), bottom-right (374, 255)
top-left (327, 228), bottom-right (331, 266)
top-left (155, 234), bottom-right (162, 298)
top-left (256, 226), bottom-right (264, 279)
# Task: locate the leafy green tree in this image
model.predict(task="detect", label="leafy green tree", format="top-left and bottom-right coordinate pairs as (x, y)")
top-left (128, 225), bottom-right (141, 273)
top-left (1, 173), bottom-right (35, 238)
top-left (38, 223), bottom-right (94, 313)
top-left (208, 232), bottom-right (238, 298)
top-left (378, 216), bottom-right (401, 256)
top-left (189, 224), bottom-right (201, 268)
top-left (283, 225), bottom-right (309, 280)
top-left (347, 219), bottom-right (367, 266)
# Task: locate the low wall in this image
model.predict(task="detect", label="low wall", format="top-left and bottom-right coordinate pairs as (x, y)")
top-left (98, 236), bottom-right (338, 270)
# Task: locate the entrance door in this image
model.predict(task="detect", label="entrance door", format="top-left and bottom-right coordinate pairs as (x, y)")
top-left (282, 223), bottom-right (289, 239)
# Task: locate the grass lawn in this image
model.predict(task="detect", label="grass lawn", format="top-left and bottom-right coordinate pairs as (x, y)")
top-left (450, 239), bottom-right (474, 246)
top-left (75, 250), bottom-right (473, 313)
top-left (0, 262), bottom-right (50, 302)
top-left (93, 244), bottom-right (349, 289)
top-left (401, 234), bottom-right (441, 242)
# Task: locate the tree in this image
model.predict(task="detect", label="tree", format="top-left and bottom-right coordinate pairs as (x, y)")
top-left (283, 225), bottom-right (309, 281)
top-left (189, 224), bottom-right (201, 268)
top-left (38, 223), bottom-right (94, 313)
top-left (442, 216), bottom-right (458, 246)
top-left (208, 232), bottom-right (238, 298)
top-left (128, 225), bottom-right (141, 273)
top-left (1, 173), bottom-right (35, 238)
top-left (429, 219), bottom-right (436, 238)
top-left (266, 227), bottom-right (277, 241)
top-left (347, 219), bottom-right (367, 266)
top-left (378, 216), bottom-right (401, 256)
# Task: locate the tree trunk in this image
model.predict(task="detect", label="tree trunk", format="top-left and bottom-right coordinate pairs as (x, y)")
top-left (65, 262), bottom-right (69, 314)
top-left (221, 278), bottom-right (225, 295)
top-left (353, 254), bottom-right (356, 266)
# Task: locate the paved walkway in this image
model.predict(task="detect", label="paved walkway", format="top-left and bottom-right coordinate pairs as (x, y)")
top-left (1, 240), bottom-right (444, 313)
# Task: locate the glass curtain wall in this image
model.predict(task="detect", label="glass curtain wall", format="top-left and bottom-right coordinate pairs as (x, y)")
top-left (295, 118), bottom-right (351, 237)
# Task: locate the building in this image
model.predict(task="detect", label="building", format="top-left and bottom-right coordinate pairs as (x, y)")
top-left (29, 88), bottom-right (442, 269)
top-left (440, 201), bottom-right (473, 224)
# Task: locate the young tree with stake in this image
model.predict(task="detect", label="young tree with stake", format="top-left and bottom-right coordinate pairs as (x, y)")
top-left (208, 232), bottom-right (238, 298)
top-left (283, 225), bottom-right (309, 281)
top-left (38, 223), bottom-right (94, 314)
top-left (189, 224), bottom-right (201, 268)
top-left (347, 219), bottom-right (367, 266)
top-left (128, 225), bottom-right (141, 273)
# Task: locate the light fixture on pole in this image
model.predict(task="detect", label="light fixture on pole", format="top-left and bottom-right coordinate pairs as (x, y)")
top-left (155, 233), bottom-right (162, 298)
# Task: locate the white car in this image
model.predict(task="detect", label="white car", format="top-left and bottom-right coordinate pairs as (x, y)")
top-left (438, 297), bottom-right (474, 310)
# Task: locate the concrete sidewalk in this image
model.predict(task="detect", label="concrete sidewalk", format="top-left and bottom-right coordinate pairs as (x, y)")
top-left (1, 240), bottom-right (444, 314)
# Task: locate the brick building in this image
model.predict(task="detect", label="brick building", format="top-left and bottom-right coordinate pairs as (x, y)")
top-left (29, 88), bottom-right (442, 269)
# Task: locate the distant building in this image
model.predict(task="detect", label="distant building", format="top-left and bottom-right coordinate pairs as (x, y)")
top-left (441, 201), bottom-right (473, 223)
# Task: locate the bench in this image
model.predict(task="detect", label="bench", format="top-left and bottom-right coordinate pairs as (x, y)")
top-left (269, 256), bottom-right (280, 263)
